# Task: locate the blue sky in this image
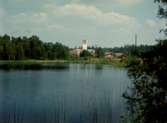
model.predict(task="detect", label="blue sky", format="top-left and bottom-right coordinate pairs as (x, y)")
top-left (0, 0), bottom-right (165, 47)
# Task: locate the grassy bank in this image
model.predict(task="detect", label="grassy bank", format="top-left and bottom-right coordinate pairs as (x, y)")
top-left (0, 58), bottom-right (127, 67)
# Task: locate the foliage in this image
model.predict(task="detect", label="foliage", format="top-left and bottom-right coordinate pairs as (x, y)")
top-left (155, 0), bottom-right (167, 35)
top-left (80, 50), bottom-right (92, 60)
top-left (126, 55), bottom-right (139, 67)
top-left (123, 40), bottom-right (167, 123)
top-left (0, 35), bottom-right (70, 60)
top-left (123, 1), bottom-right (167, 122)
top-left (111, 45), bottom-right (153, 56)
top-left (95, 47), bottom-right (105, 58)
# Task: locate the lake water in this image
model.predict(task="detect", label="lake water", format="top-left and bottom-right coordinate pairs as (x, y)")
top-left (0, 64), bottom-right (130, 123)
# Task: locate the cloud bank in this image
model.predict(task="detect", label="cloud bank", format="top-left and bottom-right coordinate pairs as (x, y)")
top-left (0, 1), bottom-right (163, 47)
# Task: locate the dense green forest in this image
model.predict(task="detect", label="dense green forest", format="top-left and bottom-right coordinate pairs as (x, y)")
top-left (0, 35), bottom-right (69, 60)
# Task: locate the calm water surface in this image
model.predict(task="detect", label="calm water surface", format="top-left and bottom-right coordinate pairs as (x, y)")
top-left (0, 64), bottom-right (130, 123)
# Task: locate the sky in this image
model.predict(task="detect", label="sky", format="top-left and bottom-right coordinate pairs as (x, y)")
top-left (0, 0), bottom-right (165, 47)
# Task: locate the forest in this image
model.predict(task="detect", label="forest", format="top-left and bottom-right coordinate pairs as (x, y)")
top-left (0, 35), bottom-right (69, 60)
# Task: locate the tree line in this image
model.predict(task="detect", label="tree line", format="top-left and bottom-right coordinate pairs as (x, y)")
top-left (0, 35), bottom-right (70, 60)
top-left (0, 35), bottom-right (107, 60)
top-left (111, 45), bottom-right (153, 56)
top-left (0, 34), bottom-right (157, 61)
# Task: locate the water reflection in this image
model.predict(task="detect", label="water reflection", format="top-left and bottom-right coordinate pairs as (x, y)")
top-left (0, 64), bottom-right (70, 70)
top-left (0, 70), bottom-right (43, 123)
top-left (0, 64), bottom-right (130, 123)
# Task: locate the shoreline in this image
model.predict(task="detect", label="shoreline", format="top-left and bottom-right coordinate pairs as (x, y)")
top-left (0, 59), bottom-right (127, 67)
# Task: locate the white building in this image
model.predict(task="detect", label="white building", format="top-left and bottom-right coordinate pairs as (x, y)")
top-left (81, 40), bottom-right (87, 50)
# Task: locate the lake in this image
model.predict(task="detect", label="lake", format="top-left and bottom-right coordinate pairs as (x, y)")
top-left (0, 64), bottom-right (130, 123)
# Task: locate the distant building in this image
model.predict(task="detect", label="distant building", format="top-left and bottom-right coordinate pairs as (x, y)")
top-left (104, 52), bottom-right (127, 59)
top-left (70, 48), bottom-right (83, 57)
top-left (81, 40), bottom-right (87, 50)
top-left (70, 40), bottom-right (88, 57)
top-left (114, 52), bottom-right (126, 59)
top-left (105, 52), bottom-right (114, 59)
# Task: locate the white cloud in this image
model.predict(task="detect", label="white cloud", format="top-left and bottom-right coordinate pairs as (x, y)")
top-left (3, 2), bottom-right (160, 46)
top-left (145, 19), bottom-right (157, 28)
top-left (58, 3), bottom-right (99, 16)
top-left (10, 0), bottom-right (52, 3)
top-left (45, 3), bottom-right (94, 15)
top-left (45, 3), bottom-right (137, 26)
top-left (117, 0), bottom-right (143, 5)
top-left (145, 19), bottom-right (165, 32)
top-left (11, 12), bottom-right (48, 26)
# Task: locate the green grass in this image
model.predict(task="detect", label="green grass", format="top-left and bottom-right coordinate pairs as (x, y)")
top-left (0, 60), bottom-right (68, 64)
top-left (0, 58), bottom-right (127, 67)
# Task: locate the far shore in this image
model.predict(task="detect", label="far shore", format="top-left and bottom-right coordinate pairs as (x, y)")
top-left (0, 59), bottom-right (127, 67)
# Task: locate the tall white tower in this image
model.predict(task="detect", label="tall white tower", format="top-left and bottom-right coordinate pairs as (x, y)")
top-left (81, 40), bottom-right (87, 50)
